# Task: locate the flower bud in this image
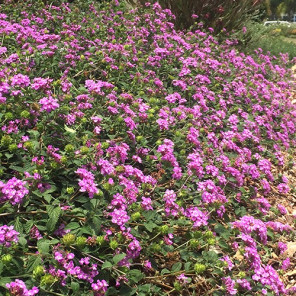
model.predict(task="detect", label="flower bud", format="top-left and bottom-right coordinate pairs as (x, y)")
top-left (33, 265), bottom-right (45, 278)
top-left (109, 239), bottom-right (118, 250)
top-left (1, 135), bottom-right (12, 146)
top-left (101, 142), bottom-right (109, 149)
top-left (5, 112), bottom-right (13, 120)
top-left (65, 144), bottom-right (74, 153)
top-left (66, 187), bottom-right (74, 194)
top-left (189, 239), bottom-right (199, 249)
top-left (131, 212), bottom-right (141, 221)
top-left (62, 233), bottom-right (76, 247)
top-left (76, 236), bottom-right (87, 249)
top-left (1, 254), bottom-right (12, 264)
top-left (60, 156), bottom-right (67, 164)
top-left (159, 225), bottom-right (169, 235)
top-left (204, 231), bottom-right (214, 239)
top-left (207, 238), bottom-right (216, 245)
top-left (8, 143), bottom-right (18, 152)
top-left (20, 110), bottom-right (30, 119)
top-left (96, 235), bottom-right (105, 246)
top-left (194, 263), bottom-right (206, 274)
top-left (80, 146), bottom-right (89, 154)
top-left (41, 274), bottom-right (55, 286)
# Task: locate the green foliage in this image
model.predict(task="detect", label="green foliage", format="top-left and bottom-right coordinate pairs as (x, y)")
top-left (127, 0), bottom-right (264, 32)
top-left (234, 21), bottom-right (296, 58)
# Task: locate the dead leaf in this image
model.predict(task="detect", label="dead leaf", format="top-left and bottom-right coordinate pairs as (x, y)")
top-left (284, 241), bottom-right (296, 257)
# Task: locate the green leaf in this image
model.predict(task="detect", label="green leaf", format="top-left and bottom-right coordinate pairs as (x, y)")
top-left (64, 124), bottom-right (76, 134)
top-left (26, 255), bottom-right (42, 272)
top-left (119, 286), bottom-right (136, 296)
top-left (101, 261), bottom-right (113, 270)
top-left (144, 221), bottom-right (157, 232)
top-left (202, 250), bottom-right (218, 263)
top-left (0, 277), bottom-right (11, 288)
top-left (65, 222), bottom-right (81, 230)
top-left (43, 193), bottom-right (52, 203)
top-left (71, 282), bottom-right (80, 292)
top-left (18, 236), bottom-right (27, 247)
top-left (24, 220), bottom-right (34, 234)
top-left (184, 262), bottom-right (191, 271)
top-left (46, 206), bottom-right (62, 232)
top-left (9, 165), bottom-right (26, 173)
top-left (37, 239), bottom-right (51, 254)
top-left (171, 262), bottom-right (182, 272)
top-left (128, 269), bottom-right (144, 284)
top-left (161, 268), bottom-right (170, 275)
top-left (113, 253), bottom-right (126, 265)
top-left (14, 217), bottom-right (23, 233)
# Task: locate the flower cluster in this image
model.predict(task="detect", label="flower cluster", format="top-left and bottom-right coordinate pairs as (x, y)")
top-left (0, 177), bottom-right (29, 205)
top-left (0, 225), bottom-right (19, 247)
top-left (76, 168), bottom-right (98, 198)
top-left (0, 0), bottom-right (295, 295)
top-left (6, 280), bottom-right (38, 296)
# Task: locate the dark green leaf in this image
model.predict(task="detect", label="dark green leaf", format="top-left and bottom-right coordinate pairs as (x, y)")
top-left (14, 217), bottom-right (23, 233)
top-left (46, 206), bottom-right (62, 232)
top-left (26, 256), bottom-right (42, 272)
top-left (128, 269), bottom-right (144, 284)
top-left (171, 262), bottom-right (182, 272)
top-left (113, 253), bottom-right (126, 265)
top-left (101, 261), bottom-right (113, 270)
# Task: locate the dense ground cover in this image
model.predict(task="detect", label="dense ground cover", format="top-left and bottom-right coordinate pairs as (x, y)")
top-left (0, 0), bottom-right (296, 295)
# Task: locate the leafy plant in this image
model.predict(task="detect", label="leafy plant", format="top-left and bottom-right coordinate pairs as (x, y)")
top-left (0, 0), bottom-right (295, 295)
top-left (126, 0), bottom-right (265, 32)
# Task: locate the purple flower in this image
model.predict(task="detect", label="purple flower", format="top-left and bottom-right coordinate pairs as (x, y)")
top-left (6, 280), bottom-right (38, 296)
top-left (0, 225), bottom-right (19, 247)
top-left (39, 95), bottom-right (59, 112)
top-left (0, 177), bottom-right (29, 205)
top-left (222, 276), bottom-right (237, 295)
top-left (281, 258), bottom-right (290, 270)
top-left (277, 204), bottom-right (287, 215)
top-left (76, 168), bottom-right (98, 198)
top-left (91, 279), bottom-right (108, 296)
top-left (278, 242), bottom-right (287, 254)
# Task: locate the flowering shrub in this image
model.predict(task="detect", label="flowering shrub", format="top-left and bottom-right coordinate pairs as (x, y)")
top-left (0, 0), bottom-right (295, 295)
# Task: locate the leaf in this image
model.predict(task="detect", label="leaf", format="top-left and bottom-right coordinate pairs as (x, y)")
top-left (26, 255), bottom-right (42, 272)
top-left (161, 268), bottom-right (170, 275)
top-left (144, 221), bottom-right (157, 232)
top-left (65, 222), bottom-right (81, 230)
top-left (37, 239), bottom-right (51, 254)
top-left (14, 217), bottom-right (24, 233)
top-left (24, 220), bottom-right (34, 233)
top-left (171, 262), bottom-right (182, 272)
top-left (64, 124), bottom-right (76, 134)
top-left (286, 241), bottom-right (296, 257)
top-left (0, 277), bottom-right (11, 288)
top-left (119, 286), bottom-right (137, 296)
top-left (43, 193), bottom-right (52, 203)
top-left (128, 269), bottom-right (144, 284)
top-left (101, 261), bottom-right (113, 270)
top-left (202, 250), bottom-right (218, 263)
top-left (18, 236), bottom-right (27, 247)
top-left (71, 282), bottom-right (80, 292)
top-left (9, 165), bottom-right (26, 173)
top-left (113, 253), bottom-right (126, 265)
top-left (46, 206), bottom-right (62, 232)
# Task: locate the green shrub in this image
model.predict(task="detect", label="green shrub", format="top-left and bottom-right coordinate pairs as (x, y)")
top-left (233, 21), bottom-right (296, 59)
top-left (127, 0), bottom-right (264, 32)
